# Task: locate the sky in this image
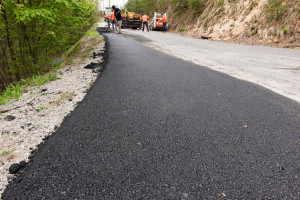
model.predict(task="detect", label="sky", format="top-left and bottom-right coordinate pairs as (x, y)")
top-left (99, 0), bottom-right (128, 10)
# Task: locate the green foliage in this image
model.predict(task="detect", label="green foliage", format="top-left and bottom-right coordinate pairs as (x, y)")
top-left (283, 29), bottom-right (288, 34)
top-left (35, 106), bottom-right (46, 112)
top-left (217, 0), bottom-right (224, 7)
top-left (178, 27), bottom-right (185, 32)
top-left (0, 0), bottom-right (99, 91)
top-left (265, 0), bottom-right (286, 20)
top-left (86, 30), bottom-right (98, 37)
top-left (0, 73), bottom-right (60, 105)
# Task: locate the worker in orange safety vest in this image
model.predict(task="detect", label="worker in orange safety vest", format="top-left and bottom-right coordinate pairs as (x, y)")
top-left (141, 15), bottom-right (149, 32)
top-left (110, 10), bottom-right (116, 31)
top-left (160, 13), bottom-right (167, 32)
top-left (106, 13), bottom-right (111, 29)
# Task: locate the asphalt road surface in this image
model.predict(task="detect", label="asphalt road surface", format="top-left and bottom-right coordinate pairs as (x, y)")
top-left (121, 28), bottom-right (300, 103)
top-left (2, 29), bottom-right (300, 199)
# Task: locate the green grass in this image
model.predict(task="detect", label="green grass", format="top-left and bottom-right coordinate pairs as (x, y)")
top-left (0, 149), bottom-right (14, 156)
top-left (178, 27), bottom-right (185, 32)
top-left (35, 106), bottom-right (46, 112)
top-left (0, 73), bottom-right (60, 105)
top-left (86, 30), bottom-right (98, 37)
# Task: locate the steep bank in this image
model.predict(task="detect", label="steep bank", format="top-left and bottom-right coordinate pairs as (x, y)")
top-left (168, 0), bottom-right (300, 48)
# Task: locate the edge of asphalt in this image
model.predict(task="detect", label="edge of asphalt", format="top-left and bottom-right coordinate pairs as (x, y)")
top-left (0, 27), bottom-right (110, 199)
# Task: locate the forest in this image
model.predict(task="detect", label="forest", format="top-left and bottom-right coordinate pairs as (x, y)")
top-left (0, 0), bottom-right (99, 92)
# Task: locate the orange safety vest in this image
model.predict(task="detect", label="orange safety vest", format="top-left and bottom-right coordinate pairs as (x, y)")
top-left (142, 15), bottom-right (149, 22)
top-left (111, 12), bottom-right (115, 20)
top-left (161, 15), bottom-right (166, 23)
top-left (106, 14), bottom-right (110, 20)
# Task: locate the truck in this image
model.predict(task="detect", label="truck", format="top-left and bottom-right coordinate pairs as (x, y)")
top-left (121, 11), bottom-right (142, 29)
top-left (149, 12), bottom-right (167, 31)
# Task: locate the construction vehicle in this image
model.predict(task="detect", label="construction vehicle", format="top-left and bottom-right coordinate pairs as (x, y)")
top-left (121, 11), bottom-right (142, 29)
top-left (149, 12), bottom-right (167, 31)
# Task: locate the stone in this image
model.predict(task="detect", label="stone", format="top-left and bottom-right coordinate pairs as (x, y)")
top-left (5, 115), bottom-right (15, 121)
top-left (289, 37), bottom-right (296, 43)
top-left (9, 161), bottom-right (26, 174)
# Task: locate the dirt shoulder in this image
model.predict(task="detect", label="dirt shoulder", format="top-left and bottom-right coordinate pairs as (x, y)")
top-left (0, 23), bottom-right (106, 196)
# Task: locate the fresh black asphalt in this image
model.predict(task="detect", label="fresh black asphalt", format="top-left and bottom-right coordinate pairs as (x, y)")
top-left (2, 30), bottom-right (300, 199)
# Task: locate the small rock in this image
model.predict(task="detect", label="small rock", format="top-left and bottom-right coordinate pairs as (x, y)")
top-left (48, 131), bottom-right (54, 135)
top-left (41, 88), bottom-right (47, 93)
top-left (26, 123), bottom-right (32, 127)
top-left (289, 37), bottom-right (296, 43)
top-left (5, 115), bottom-right (16, 121)
top-left (183, 193), bottom-right (189, 198)
top-left (9, 161), bottom-right (26, 174)
top-left (21, 126), bottom-right (25, 129)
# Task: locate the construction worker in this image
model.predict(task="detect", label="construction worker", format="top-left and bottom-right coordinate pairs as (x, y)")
top-left (160, 13), bottom-right (167, 32)
top-left (106, 13), bottom-right (111, 29)
top-left (112, 5), bottom-right (122, 34)
top-left (111, 9), bottom-right (116, 31)
top-left (142, 15), bottom-right (149, 32)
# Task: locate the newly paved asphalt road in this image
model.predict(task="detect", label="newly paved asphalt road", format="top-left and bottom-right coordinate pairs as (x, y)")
top-left (2, 30), bottom-right (300, 199)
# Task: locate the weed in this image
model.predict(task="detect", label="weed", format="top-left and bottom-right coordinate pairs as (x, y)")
top-left (217, 0), bottom-right (224, 7)
top-left (283, 29), bottom-right (288, 34)
top-left (203, 24), bottom-right (208, 31)
top-left (251, 26), bottom-right (255, 30)
top-left (35, 106), bottom-right (46, 112)
top-left (265, 0), bottom-right (286, 21)
top-left (201, 16), bottom-right (207, 20)
top-left (0, 149), bottom-right (14, 156)
top-left (66, 59), bottom-right (73, 65)
top-left (254, 19), bottom-right (258, 23)
top-left (178, 27), bottom-right (185, 32)
top-left (86, 30), bottom-right (98, 37)
top-left (281, 25), bottom-right (286, 28)
top-left (230, 24), bottom-right (234, 27)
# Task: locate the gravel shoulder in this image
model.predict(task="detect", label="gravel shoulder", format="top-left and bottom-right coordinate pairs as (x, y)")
top-left (0, 27), bottom-right (105, 196)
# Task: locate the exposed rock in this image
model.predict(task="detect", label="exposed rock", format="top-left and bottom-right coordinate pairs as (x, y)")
top-left (289, 37), bottom-right (296, 43)
top-left (8, 161), bottom-right (26, 174)
top-left (5, 115), bottom-right (15, 121)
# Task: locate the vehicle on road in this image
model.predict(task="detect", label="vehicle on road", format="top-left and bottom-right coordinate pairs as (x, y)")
top-left (149, 12), bottom-right (167, 31)
top-left (121, 11), bottom-right (142, 29)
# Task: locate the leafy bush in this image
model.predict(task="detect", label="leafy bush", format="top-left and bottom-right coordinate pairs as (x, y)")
top-left (178, 27), bottom-right (185, 32)
top-left (265, 0), bottom-right (286, 20)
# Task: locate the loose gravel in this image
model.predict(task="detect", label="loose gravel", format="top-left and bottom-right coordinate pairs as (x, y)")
top-left (0, 35), bottom-right (105, 196)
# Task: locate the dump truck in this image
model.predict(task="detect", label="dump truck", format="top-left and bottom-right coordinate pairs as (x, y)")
top-left (121, 11), bottom-right (142, 29)
top-left (149, 12), bottom-right (167, 31)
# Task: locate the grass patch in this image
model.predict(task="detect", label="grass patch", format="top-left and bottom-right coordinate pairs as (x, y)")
top-left (178, 27), bottom-right (185, 32)
top-left (0, 73), bottom-right (60, 105)
top-left (0, 149), bottom-right (14, 156)
top-left (35, 106), bottom-right (47, 112)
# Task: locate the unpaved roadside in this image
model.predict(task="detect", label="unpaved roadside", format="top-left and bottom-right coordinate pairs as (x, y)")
top-left (121, 28), bottom-right (300, 103)
top-left (0, 26), bottom-right (105, 196)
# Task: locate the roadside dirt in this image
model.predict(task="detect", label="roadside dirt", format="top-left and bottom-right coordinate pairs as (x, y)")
top-left (0, 26), bottom-right (105, 196)
top-left (169, 0), bottom-right (300, 49)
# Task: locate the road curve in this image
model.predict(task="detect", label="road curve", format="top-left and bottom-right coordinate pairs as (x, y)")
top-left (2, 29), bottom-right (300, 199)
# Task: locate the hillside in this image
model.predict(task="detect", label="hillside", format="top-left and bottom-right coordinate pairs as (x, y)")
top-left (126, 0), bottom-right (300, 48)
